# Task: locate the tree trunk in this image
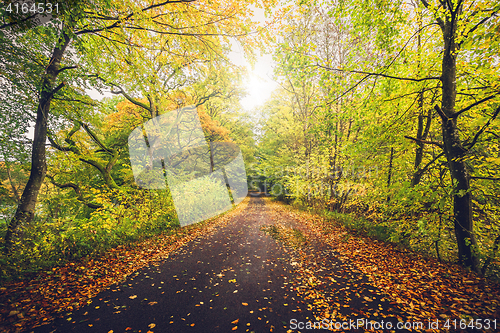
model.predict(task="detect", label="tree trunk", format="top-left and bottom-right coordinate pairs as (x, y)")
top-left (411, 6), bottom-right (432, 187)
top-left (4, 29), bottom-right (71, 252)
top-left (439, 13), bottom-right (479, 271)
top-left (386, 147), bottom-right (394, 202)
top-left (5, 163), bottom-right (20, 203)
top-left (411, 108), bottom-right (432, 186)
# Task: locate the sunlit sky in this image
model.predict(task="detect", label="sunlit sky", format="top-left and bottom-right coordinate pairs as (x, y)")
top-left (229, 52), bottom-right (277, 113)
top-left (228, 5), bottom-right (279, 113)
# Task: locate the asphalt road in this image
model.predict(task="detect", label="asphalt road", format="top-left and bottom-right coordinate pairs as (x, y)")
top-left (33, 196), bottom-right (320, 333)
top-left (33, 195), bottom-right (405, 333)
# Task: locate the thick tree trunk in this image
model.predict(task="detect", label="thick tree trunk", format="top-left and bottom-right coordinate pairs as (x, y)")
top-left (439, 15), bottom-right (479, 271)
top-left (4, 30), bottom-right (71, 252)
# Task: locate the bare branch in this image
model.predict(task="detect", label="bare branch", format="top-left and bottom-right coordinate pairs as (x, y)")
top-left (50, 81), bottom-right (66, 97)
top-left (57, 65), bottom-right (78, 73)
top-left (434, 105), bottom-right (449, 121)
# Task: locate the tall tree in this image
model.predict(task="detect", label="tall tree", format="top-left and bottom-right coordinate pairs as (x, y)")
top-left (1, 0), bottom-right (277, 252)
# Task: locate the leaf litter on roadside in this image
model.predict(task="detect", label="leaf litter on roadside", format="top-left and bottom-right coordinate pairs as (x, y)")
top-left (0, 199), bottom-right (249, 333)
top-left (264, 199), bottom-right (500, 331)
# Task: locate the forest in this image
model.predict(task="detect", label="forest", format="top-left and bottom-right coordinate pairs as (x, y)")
top-left (0, 0), bottom-right (499, 331)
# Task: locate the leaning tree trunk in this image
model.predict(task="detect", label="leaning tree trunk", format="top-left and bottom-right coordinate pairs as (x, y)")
top-left (4, 29), bottom-right (71, 253)
top-left (438, 13), bottom-right (479, 271)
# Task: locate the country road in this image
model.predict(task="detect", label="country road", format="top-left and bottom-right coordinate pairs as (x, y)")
top-left (6, 195), bottom-right (499, 332)
top-left (32, 195), bottom-right (404, 333)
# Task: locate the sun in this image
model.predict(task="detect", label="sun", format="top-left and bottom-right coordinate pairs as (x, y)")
top-left (240, 57), bottom-right (277, 112)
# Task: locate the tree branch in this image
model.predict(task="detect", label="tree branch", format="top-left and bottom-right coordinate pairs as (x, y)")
top-left (47, 123), bottom-right (81, 154)
top-left (75, 0), bottom-right (197, 35)
top-left (471, 176), bottom-right (500, 181)
top-left (466, 105), bottom-right (500, 149)
top-left (434, 104), bottom-right (449, 121)
top-left (420, 0), bottom-right (445, 29)
top-left (46, 175), bottom-right (102, 209)
top-left (57, 66), bottom-right (78, 73)
top-left (80, 122), bottom-right (113, 154)
top-left (452, 94), bottom-right (499, 118)
top-left (0, 13), bottom-right (38, 30)
top-left (405, 135), bottom-right (444, 148)
top-left (316, 64), bottom-right (441, 82)
top-left (107, 82), bottom-right (153, 113)
top-left (460, 11), bottom-right (499, 47)
top-left (414, 152), bottom-right (445, 179)
top-left (49, 81), bottom-right (66, 98)
top-left (79, 158), bottom-right (119, 189)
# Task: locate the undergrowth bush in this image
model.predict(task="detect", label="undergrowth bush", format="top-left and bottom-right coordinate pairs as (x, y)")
top-left (0, 188), bottom-right (179, 281)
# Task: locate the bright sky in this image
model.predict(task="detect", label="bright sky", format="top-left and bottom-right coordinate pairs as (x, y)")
top-left (229, 52), bottom-right (277, 113)
top-left (229, 6), bottom-right (279, 113)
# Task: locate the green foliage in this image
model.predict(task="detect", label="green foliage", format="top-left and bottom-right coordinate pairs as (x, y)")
top-left (0, 188), bottom-right (178, 280)
top-left (258, 0), bottom-right (500, 276)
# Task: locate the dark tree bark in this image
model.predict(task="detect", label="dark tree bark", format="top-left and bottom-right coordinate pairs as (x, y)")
top-left (435, 2), bottom-right (479, 271)
top-left (4, 28), bottom-right (71, 252)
